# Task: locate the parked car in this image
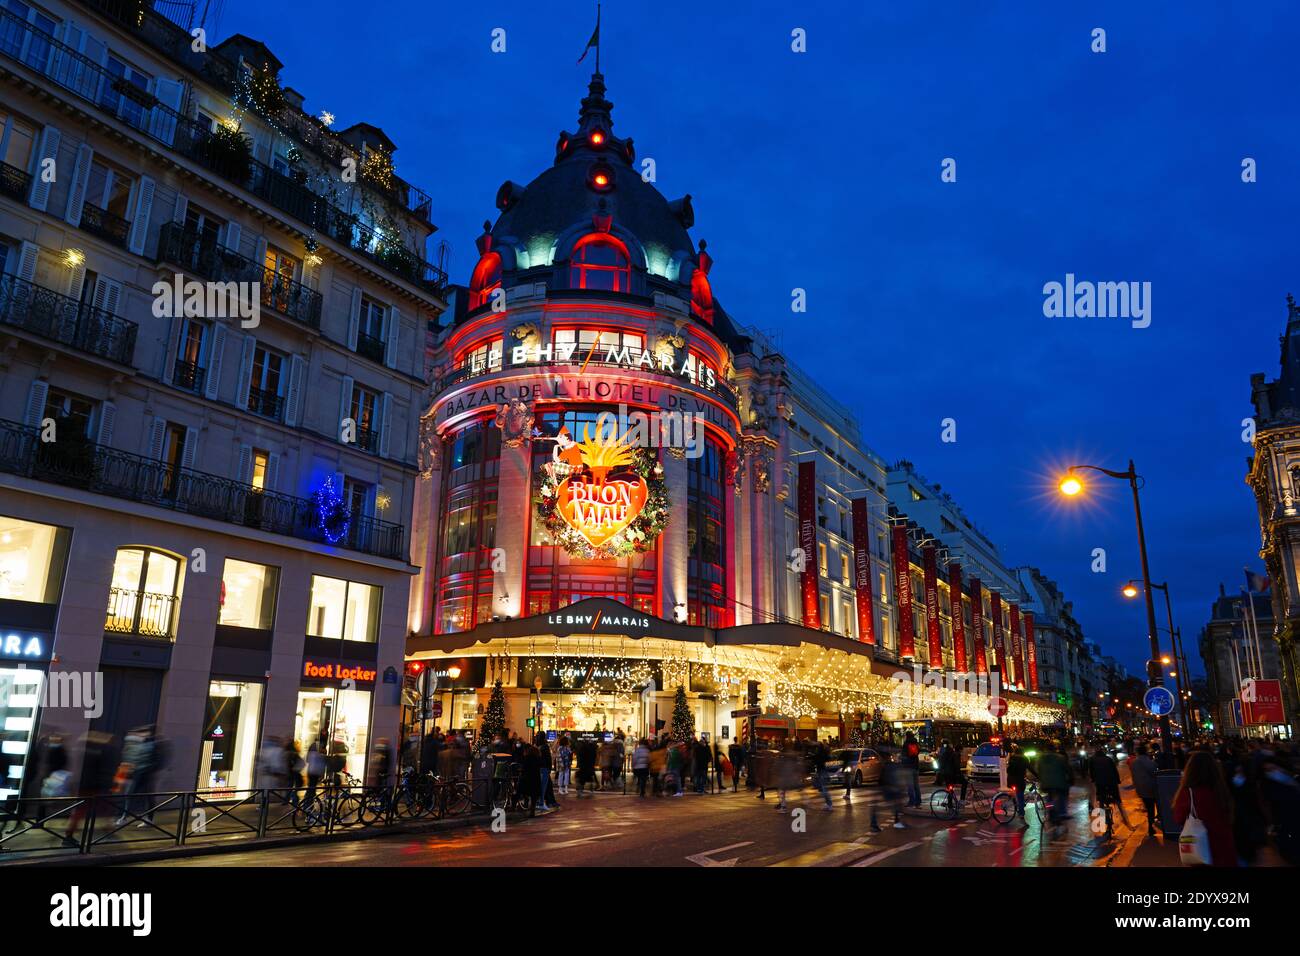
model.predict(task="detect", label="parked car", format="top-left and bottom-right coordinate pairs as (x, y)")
top-left (826, 748), bottom-right (886, 787)
top-left (967, 741), bottom-right (1005, 778)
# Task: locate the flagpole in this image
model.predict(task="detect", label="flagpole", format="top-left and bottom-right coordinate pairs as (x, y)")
top-left (596, 3), bottom-right (601, 73)
top-left (1244, 588), bottom-right (1263, 679)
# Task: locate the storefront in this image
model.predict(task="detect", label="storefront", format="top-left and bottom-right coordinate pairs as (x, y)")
top-left (296, 659), bottom-right (377, 781)
top-left (197, 680), bottom-right (264, 793)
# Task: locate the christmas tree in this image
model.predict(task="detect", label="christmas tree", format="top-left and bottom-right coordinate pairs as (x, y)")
top-left (869, 705), bottom-right (889, 746)
top-left (480, 678), bottom-right (506, 750)
top-left (671, 685), bottom-right (695, 741)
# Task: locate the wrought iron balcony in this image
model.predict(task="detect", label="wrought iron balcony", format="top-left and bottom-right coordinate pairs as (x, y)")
top-left (353, 426), bottom-right (380, 454)
top-left (172, 359), bottom-right (205, 394)
top-left (0, 7), bottom-right (446, 293)
top-left (0, 419), bottom-right (406, 560)
top-left (158, 223), bottom-right (322, 329)
top-left (105, 586), bottom-right (178, 640)
top-left (0, 160), bottom-right (30, 201)
top-left (78, 202), bottom-right (130, 248)
top-left (355, 331), bottom-right (386, 364)
top-left (246, 386), bottom-right (283, 420)
top-left (0, 274), bottom-right (137, 364)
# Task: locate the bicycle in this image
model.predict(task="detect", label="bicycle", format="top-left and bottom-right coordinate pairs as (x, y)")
top-left (991, 780), bottom-right (1047, 825)
top-left (930, 778), bottom-right (991, 821)
top-left (291, 772), bottom-right (364, 831)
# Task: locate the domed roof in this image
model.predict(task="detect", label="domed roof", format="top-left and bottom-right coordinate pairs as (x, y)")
top-left (489, 74), bottom-right (697, 272)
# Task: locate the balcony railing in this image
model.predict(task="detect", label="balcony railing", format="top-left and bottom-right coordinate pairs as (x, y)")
top-left (78, 202), bottom-right (130, 248)
top-left (355, 331), bottom-right (386, 364)
top-left (353, 426), bottom-right (380, 454)
top-left (105, 586), bottom-right (177, 639)
top-left (246, 386), bottom-right (283, 420)
top-left (172, 359), bottom-right (205, 393)
top-left (0, 159), bottom-right (30, 201)
top-left (0, 419), bottom-right (406, 560)
top-left (437, 343), bottom-right (742, 412)
top-left (158, 223), bottom-right (322, 328)
top-left (0, 274), bottom-right (138, 364)
top-left (0, 7), bottom-right (446, 293)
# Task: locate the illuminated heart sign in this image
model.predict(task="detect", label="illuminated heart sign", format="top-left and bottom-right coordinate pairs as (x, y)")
top-left (556, 475), bottom-right (648, 548)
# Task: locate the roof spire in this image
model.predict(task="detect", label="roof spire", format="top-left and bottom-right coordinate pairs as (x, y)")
top-left (578, 70), bottom-right (614, 134)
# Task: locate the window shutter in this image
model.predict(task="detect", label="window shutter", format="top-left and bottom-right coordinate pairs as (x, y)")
top-left (284, 354), bottom-right (306, 426)
top-left (333, 471), bottom-right (346, 497)
top-left (162, 315), bottom-right (180, 382)
top-left (172, 192), bottom-right (188, 225)
top-left (265, 452), bottom-right (280, 493)
top-left (223, 222), bottom-right (242, 255)
top-left (149, 78), bottom-right (183, 145)
top-left (237, 443), bottom-right (252, 485)
top-left (253, 236), bottom-right (268, 270)
top-left (338, 375), bottom-right (354, 441)
top-left (204, 323), bottom-right (227, 400)
top-left (384, 306), bottom-right (400, 368)
top-left (96, 401), bottom-right (117, 445)
top-left (16, 241), bottom-right (39, 283)
top-left (378, 392), bottom-right (392, 458)
top-left (236, 334), bottom-right (257, 409)
top-left (66, 255), bottom-right (87, 300)
top-left (127, 175), bottom-right (156, 255)
top-left (181, 426), bottom-right (198, 471)
top-left (91, 277), bottom-right (122, 316)
top-left (27, 126), bottom-right (60, 212)
top-left (63, 144), bottom-right (94, 226)
top-left (24, 380), bottom-right (49, 427)
top-left (347, 288), bottom-right (362, 350)
top-left (148, 417), bottom-right (167, 460)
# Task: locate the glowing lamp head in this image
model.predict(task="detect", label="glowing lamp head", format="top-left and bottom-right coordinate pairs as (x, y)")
top-left (593, 172), bottom-right (609, 187)
top-left (1059, 474), bottom-right (1083, 497)
top-left (447, 665), bottom-right (462, 680)
top-left (589, 130), bottom-right (605, 146)
top-left (1122, 583), bottom-right (1139, 598)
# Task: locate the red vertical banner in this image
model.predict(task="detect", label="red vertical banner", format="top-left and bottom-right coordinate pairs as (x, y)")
top-left (969, 578), bottom-right (986, 675)
top-left (949, 563), bottom-right (967, 672)
top-left (1008, 603), bottom-right (1024, 689)
top-left (1024, 611), bottom-right (1039, 691)
top-left (990, 591), bottom-right (1005, 671)
top-left (923, 544), bottom-right (942, 668)
top-left (892, 524), bottom-right (914, 658)
top-left (851, 499), bottom-right (875, 645)
top-left (797, 461), bottom-right (820, 629)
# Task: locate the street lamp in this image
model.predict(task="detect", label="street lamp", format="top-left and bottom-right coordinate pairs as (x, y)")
top-left (1123, 579), bottom-right (1193, 740)
top-left (1058, 462), bottom-right (1172, 752)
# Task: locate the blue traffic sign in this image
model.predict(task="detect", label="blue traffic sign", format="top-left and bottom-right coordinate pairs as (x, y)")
top-left (1144, 685), bottom-right (1176, 716)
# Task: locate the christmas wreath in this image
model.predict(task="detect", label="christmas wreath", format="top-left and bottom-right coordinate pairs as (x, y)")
top-left (536, 447), bottom-right (669, 559)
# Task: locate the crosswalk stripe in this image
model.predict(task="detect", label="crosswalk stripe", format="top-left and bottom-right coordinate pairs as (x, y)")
top-left (851, 841), bottom-right (922, 866)
top-left (770, 842), bottom-right (880, 867)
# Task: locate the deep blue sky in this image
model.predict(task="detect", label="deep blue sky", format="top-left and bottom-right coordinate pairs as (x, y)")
top-left (209, 0), bottom-right (1296, 676)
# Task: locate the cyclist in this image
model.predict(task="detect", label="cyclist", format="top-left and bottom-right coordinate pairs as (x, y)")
top-left (1087, 743), bottom-right (1131, 833)
top-left (1005, 743), bottom-right (1033, 821)
top-left (935, 739), bottom-right (967, 802)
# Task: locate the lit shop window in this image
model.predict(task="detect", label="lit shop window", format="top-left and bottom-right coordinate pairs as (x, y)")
top-left (218, 559), bottom-right (280, 631)
top-left (818, 542), bottom-right (828, 576)
top-left (842, 600), bottom-right (855, 638)
top-left (0, 669), bottom-right (42, 800)
top-left (307, 575), bottom-right (381, 643)
top-left (198, 681), bottom-right (264, 792)
top-left (841, 553), bottom-right (851, 586)
top-left (551, 328), bottom-right (644, 360)
top-left (0, 516), bottom-right (70, 604)
top-left (567, 234), bottom-right (630, 292)
top-left (459, 338), bottom-right (503, 375)
top-left (819, 594), bottom-right (831, 631)
top-left (105, 547), bottom-right (182, 639)
top-left (468, 252), bottom-right (502, 309)
top-left (295, 686), bottom-right (372, 781)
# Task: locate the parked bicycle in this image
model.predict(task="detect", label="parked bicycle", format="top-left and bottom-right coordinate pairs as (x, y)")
top-left (292, 772), bottom-right (364, 832)
top-left (930, 780), bottom-right (992, 821)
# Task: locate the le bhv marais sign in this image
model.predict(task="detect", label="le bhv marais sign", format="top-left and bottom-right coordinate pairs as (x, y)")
top-left (437, 375), bottom-right (731, 428)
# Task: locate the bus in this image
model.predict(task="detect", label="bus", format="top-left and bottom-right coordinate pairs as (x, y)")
top-left (891, 719), bottom-right (994, 765)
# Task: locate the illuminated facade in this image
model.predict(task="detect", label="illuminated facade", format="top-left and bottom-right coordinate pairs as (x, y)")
top-left (407, 74), bottom-right (1065, 742)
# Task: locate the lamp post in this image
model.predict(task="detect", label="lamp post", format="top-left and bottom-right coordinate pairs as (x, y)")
top-left (1124, 579), bottom-right (1192, 739)
top-left (1059, 461), bottom-right (1172, 752)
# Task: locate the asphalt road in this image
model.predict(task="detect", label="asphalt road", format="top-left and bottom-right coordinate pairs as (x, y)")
top-left (135, 772), bottom-right (1164, 868)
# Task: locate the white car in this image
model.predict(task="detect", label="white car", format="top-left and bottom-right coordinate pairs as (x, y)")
top-left (967, 742), bottom-right (1004, 778)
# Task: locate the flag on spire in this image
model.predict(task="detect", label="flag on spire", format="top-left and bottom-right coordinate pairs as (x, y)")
top-left (578, 5), bottom-right (601, 66)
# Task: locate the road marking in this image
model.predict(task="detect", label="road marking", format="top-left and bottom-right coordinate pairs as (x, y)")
top-left (851, 841), bottom-right (922, 866)
top-left (770, 842), bottom-right (880, 867)
top-left (542, 832), bottom-right (621, 850)
top-left (686, 841), bottom-right (754, 867)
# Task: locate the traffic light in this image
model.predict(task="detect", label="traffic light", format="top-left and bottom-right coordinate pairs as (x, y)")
top-left (526, 716), bottom-right (536, 728)
top-left (747, 680), bottom-right (759, 708)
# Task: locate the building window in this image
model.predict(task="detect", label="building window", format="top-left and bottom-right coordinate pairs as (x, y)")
top-left (100, 53), bottom-right (153, 128)
top-left (350, 385), bottom-right (379, 452)
top-left (552, 328), bottom-right (645, 361)
top-left (218, 558), bottom-right (279, 630)
top-left (174, 320), bottom-right (207, 393)
top-left (468, 251), bottom-right (502, 310)
top-left (356, 296), bottom-right (387, 363)
top-left (307, 575), bottom-right (381, 643)
top-left (841, 553), bottom-right (851, 586)
top-left (250, 449), bottom-right (269, 491)
top-left (84, 158), bottom-right (134, 224)
top-left (842, 599), bottom-right (855, 638)
top-left (0, 516), bottom-right (70, 604)
top-left (437, 419), bottom-right (501, 633)
top-left (0, 109), bottom-right (36, 177)
top-left (295, 686), bottom-right (371, 782)
top-left (248, 346), bottom-right (284, 419)
top-left (262, 246), bottom-right (301, 316)
top-left (567, 234), bottom-right (630, 292)
top-left (105, 547), bottom-right (182, 639)
top-left (819, 593), bottom-right (831, 631)
top-left (198, 680), bottom-right (264, 792)
top-left (460, 338), bottom-right (503, 376)
top-left (687, 433), bottom-right (728, 627)
top-left (42, 388), bottom-right (96, 440)
top-left (818, 542), bottom-right (828, 575)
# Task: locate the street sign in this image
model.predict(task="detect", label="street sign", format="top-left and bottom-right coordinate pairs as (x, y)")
top-left (987, 697), bottom-right (1008, 718)
top-left (432, 701), bottom-right (443, 718)
top-left (1143, 685), bottom-right (1176, 716)
top-left (731, 707), bottom-right (761, 719)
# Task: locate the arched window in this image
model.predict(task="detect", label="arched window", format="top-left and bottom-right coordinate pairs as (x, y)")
top-left (105, 546), bottom-right (182, 639)
top-left (690, 269), bottom-right (714, 324)
top-left (568, 234), bottom-right (630, 292)
top-left (469, 252), bottom-right (502, 310)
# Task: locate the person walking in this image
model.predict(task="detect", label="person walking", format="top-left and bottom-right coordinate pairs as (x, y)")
top-left (728, 739), bottom-right (745, 791)
top-left (1129, 743), bottom-right (1161, 833)
top-left (535, 734), bottom-right (553, 810)
top-left (811, 740), bottom-right (833, 811)
top-left (575, 734), bottom-right (598, 798)
top-left (555, 736), bottom-right (572, 795)
top-left (1171, 750), bottom-right (1237, 867)
top-left (692, 737), bottom-right (712, 794)
top-left (900, 733), bottom-right (922, 808)
top-left (872, 745), bottom-right (908, 831)
top-left (1258, 752), bottom-right (1300, 865)
top-left (775, 740), bottom-right (802, 811)
top-left (649, 739), bottom-right (668, 796)
top-left (632, 739), bottom-right (651, 797)
top-left (518, 743), bottom-right (542, 817)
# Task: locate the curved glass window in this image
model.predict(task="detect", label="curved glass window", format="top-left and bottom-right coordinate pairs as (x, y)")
top-left (568, 235), bottom-right (631, 292)
top-left (687, 434), bottom-right (729, 627)
top-left (436, 419), bottom-right (501, 633)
